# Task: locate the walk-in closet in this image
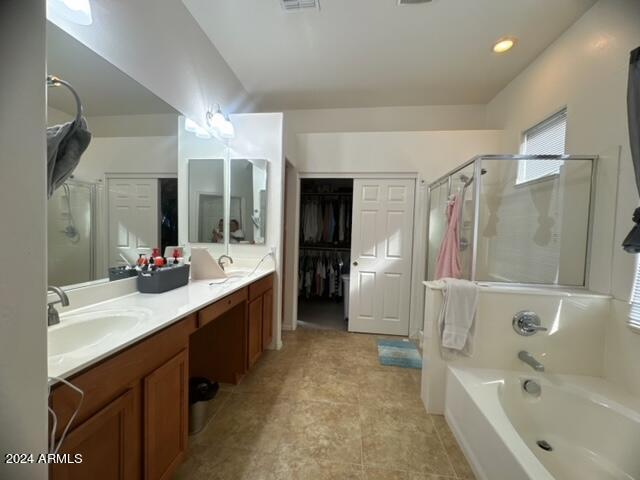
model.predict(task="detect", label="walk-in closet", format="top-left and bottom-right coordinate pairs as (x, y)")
top-left (298, 178), bottom-right (353, 330)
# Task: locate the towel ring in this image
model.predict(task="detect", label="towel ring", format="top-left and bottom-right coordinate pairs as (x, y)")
top-left (46, 75), bottom-right (83, 124)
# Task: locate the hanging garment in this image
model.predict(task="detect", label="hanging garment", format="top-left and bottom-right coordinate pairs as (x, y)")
top-left (623, 46), bottom-right (640, 252)
top-left (435, 195), bottom-right (463, 279)
top-left (338, 200), bottom-right (346, 242)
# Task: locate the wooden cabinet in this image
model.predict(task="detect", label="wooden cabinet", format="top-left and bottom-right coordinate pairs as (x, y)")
top-left (262, 288), bottom-right (273, 350)
top-left (144, 350), bottom-right (188, 480)
top-left (52, 388), bottom-right (138, 480)
top-left (247, 296), bottom-right (263, 368)
top-left (50, 273), bottom-right (275, 479)
top-left (247, 274), bottom-right (275, 366)
top-left (50, 316), bottom-right (195, 480)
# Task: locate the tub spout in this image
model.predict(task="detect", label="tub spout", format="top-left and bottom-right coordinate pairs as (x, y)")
top-left (518, 351), bottom-right (544, 372)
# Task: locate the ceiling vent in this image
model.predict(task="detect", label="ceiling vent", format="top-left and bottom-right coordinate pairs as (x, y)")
top-left (398, 0), bottom-right (433, 4)
top-left (280, 0), bottom-right (320, 12)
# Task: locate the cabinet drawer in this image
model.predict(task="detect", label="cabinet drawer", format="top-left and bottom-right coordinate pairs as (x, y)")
top-left (248, 274), bottom-right (274, 301)
top-left (197, 287), bottom-right (248, 328)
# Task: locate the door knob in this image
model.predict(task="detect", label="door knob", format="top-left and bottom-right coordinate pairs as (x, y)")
top-left (353, 261), bottom-right (358, 266)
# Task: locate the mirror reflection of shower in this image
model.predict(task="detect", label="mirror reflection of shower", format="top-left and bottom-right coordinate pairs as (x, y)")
top-left (47, 179), bottom-right (97, 286)
top-left (61, 183), bottom-right (80, 243)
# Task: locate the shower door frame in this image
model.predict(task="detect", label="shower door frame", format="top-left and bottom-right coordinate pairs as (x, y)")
top-left (425, 154), bottom-right (599, 289)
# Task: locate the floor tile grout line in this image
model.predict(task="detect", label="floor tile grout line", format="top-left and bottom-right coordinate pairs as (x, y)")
top-left (429, 414), bottom-right (460, 479)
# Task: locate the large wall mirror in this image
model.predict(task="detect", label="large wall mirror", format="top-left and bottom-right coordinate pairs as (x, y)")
top-left (188, 159), bottom-right (225, 244)
top-left (230, 159), bottom-right (268, 245)
top-left (46, 22), bottom-right (180, 289)
top-left (185, 156), bottom-right (269, 248)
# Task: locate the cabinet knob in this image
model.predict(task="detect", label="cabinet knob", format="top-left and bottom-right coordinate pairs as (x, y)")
top-left (353, 261), bottom-right (358, 266)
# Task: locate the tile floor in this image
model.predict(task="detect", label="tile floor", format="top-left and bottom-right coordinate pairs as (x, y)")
top-left (175, 328), bottom-right (475, 480)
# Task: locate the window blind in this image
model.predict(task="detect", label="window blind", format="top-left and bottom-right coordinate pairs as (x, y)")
top-left (517, 109), bottom-right (567, 184)
top-left (629, 256), bottom-right (640, 331)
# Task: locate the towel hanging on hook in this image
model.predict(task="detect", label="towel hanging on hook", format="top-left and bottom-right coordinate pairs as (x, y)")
top-left (46, 74), bottom-right (92, 198)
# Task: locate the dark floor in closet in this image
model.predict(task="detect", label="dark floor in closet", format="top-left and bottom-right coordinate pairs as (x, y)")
top-left (298, 298), bottom-right (347, 331)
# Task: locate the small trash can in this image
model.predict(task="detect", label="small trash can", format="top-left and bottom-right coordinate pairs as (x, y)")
top-left (341, 274), bottom-right (350, 320)
top-left (188, 377), bottom-right (219, 435)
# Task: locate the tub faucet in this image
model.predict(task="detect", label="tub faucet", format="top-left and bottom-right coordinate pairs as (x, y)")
top-left (47, 286), bottom-right (69, 326)
top-left (518, 350), bottom-right (544, 372)
top-left (217, 255), bottom-right (233, 271)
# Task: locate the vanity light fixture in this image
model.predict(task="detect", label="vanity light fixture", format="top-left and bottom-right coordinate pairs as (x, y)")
top-left (47, 0), bottom-right (93, 26)
top-left (493, 37), bottom-right (517, 54)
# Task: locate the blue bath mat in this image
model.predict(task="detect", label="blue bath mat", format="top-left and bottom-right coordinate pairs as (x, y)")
top-left (377, 339), bottom-right (422, 369)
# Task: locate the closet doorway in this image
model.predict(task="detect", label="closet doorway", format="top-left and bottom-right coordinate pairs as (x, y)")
top-left (298, 178), bottom-right (353, 331)
top-left (294, 174), bottom-right (418, 336)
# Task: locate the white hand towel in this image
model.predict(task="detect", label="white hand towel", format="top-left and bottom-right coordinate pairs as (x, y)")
top-left (437, 278), bottom-right (479, 357)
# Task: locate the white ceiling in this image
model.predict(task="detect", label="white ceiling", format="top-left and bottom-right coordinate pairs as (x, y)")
top-left (183, 0), bottom-right (596, 111)
top-left (47, 23), bottom-right (178, 117)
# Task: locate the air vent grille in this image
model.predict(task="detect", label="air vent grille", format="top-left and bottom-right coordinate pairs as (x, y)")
top-left (398, 0), bottom-right (433, 4)
top-left (280, 0), bottom-right (320, 12)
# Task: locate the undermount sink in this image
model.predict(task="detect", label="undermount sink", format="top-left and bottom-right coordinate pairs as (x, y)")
top-left (224, 268), bottom-right (253, 278)
top-left (48, 307), bottom-right (153, 358)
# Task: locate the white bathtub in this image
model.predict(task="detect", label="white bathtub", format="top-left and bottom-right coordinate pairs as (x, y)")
top-left (445, 367), bottom-right (640, 480)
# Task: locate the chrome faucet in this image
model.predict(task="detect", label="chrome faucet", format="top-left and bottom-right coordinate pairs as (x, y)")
top-left (217, 255), bottom-right (234, 271)
top-left (518, 351), bottom-right (544, 372)
top-left (512, 311), bottom-right (547, 336)
top-left (47, 286), bottom-right (69, 326)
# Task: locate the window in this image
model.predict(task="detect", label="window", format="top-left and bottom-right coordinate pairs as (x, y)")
top-left (629, 256), bottom-right (640, 331)
top-left (517, 109), bottom-right (567, 185)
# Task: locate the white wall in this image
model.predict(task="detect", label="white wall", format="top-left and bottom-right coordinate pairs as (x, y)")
top-left (74, 136), bottom-right (178, 183)
top-left (485, 0), bottom-right (640, 396)
top-left (0, 1), bottom-right (48, 477)
top-left (48, 0), bottom-right (251, 123)
top-left (283, 105), bottom-right (488, 165)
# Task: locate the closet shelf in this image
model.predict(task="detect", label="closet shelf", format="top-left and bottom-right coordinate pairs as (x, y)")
top-left (301, 192), bottom-right (353, 197)
top-left (300, 244), bottom-right (351, 252)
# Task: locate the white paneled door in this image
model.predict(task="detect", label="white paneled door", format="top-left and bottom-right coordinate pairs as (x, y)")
top-left (108, 178), bottom-right (159, 267)
top-left (349, 179), bottom-right (416, 335)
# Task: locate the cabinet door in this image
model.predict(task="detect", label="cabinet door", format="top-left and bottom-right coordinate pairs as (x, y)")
top-left (248, 297), bottom-right (263, 367)
top-left (51, 388), bottom-right (139, 480)
top-left (262, 288), bottom-right (273, 350)
top-left (144, 350), bottom-right (188, 480)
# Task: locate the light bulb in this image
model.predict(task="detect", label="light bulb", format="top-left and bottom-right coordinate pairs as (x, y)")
top-left (220, 120), bottom-right (235, 139)
top-left (493, 37), bottom-right (517, 54)
top-left (207, 108), bottom-right (226, 132)
top-left (184, 118), bottom-right (199, 133)
top-left (195, 126), bottom-right (211, 139)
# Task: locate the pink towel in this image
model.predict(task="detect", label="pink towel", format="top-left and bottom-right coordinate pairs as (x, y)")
top-left (435, 195), bottom-right (462, 279)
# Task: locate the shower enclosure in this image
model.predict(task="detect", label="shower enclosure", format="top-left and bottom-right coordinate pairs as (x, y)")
top-left (426, 155), bottom-right (597, 287)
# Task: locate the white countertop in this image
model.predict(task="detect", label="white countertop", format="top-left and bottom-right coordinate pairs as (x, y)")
top-left (48, 268), bottom-right (274, 382)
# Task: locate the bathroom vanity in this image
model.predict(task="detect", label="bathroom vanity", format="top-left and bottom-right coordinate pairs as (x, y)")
top-left (48, 271), bottom-right (274, 480)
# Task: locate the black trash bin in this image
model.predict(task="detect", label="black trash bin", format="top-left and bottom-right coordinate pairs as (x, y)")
top-left (188, 377), bottom-right (219, 435)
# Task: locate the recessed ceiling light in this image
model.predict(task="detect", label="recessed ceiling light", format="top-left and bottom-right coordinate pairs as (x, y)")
top-left (493, 37), bottom-right (517, 54)
top-left (47, 0), bottom-right (93, 25)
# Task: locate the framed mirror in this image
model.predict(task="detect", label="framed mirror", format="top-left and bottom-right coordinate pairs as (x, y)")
top-left (46, 22), bottom-right (180, 289)
top-left (229, 159), bottom-right (268, 245)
